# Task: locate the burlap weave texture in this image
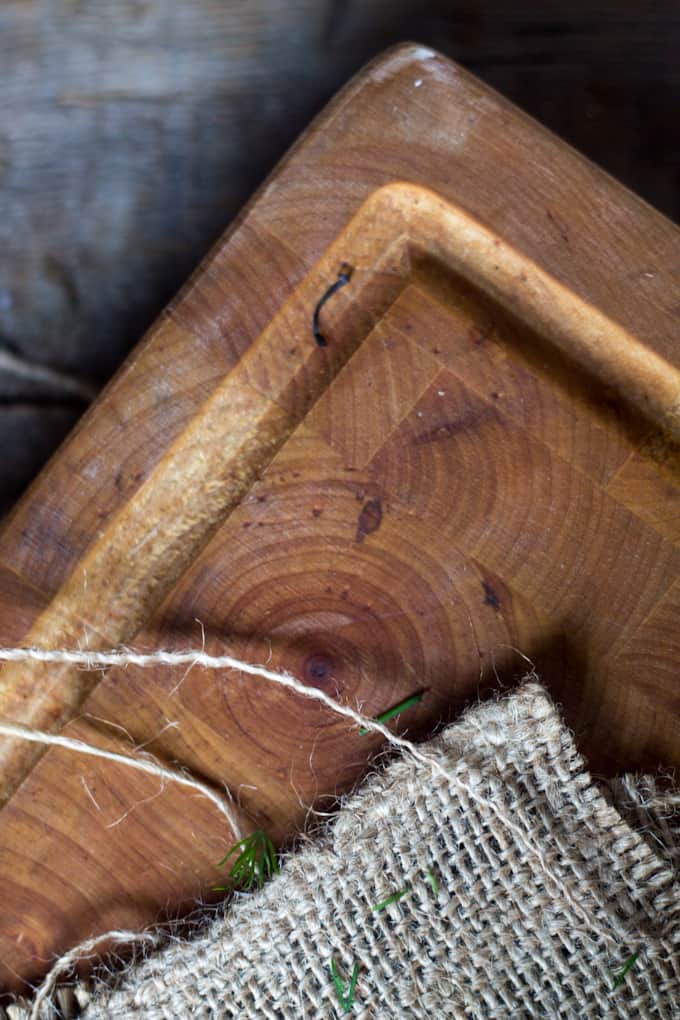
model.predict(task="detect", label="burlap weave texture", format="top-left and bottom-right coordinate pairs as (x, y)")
top-left (76, 683), bottom-right (679, 1018)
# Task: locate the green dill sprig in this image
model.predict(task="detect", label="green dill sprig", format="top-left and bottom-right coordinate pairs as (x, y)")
top-left (359, 692), bottom-right (424, 735)
top-left (214, 829), bottom-right (279, 892)
top-left (611, 951), bottom-right (640, 989)
top-left (425, 869), bottom-right (439, 895)
top-left (372, 889), bottom-right (409, 912)
top-left (331, 958), bottom-right (359, 1014)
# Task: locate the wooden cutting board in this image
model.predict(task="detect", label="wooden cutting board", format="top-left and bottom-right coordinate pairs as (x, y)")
top-left (1, 43), bottom-right (679, 994)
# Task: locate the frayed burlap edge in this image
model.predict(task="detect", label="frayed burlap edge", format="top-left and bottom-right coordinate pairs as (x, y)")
top-left (13, 683), bottom-right (680, 1018)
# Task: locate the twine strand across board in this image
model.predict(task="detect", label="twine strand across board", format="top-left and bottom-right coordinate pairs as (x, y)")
top-left (1, 42), bottom-right (680, 1008)
top-left (0, 642), bottom-right (674, 1018)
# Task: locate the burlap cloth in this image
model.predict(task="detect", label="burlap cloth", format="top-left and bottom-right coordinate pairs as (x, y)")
top-left (46, 684), bottom-right (680, 1016)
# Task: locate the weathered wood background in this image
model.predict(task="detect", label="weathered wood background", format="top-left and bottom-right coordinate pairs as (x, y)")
top-left (1, 0), bottom-right (678, 510)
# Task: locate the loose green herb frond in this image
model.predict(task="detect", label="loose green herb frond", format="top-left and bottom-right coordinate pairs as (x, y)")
top-left (331, 958), bottom-right (359, 1014)
top-left (425, 869), bottom-right (439, 895)
top-left (372, 888), bottom-right (409, 912)
top-left (359, 692), bottom-right (424, 735)
top-left (214, 829), bottom-right (279, 892)
top-left (611, 951), bottom-right (640, 989)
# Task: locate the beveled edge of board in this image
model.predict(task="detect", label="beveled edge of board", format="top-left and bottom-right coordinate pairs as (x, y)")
top-left (0, 43), bottom-right (679, 800)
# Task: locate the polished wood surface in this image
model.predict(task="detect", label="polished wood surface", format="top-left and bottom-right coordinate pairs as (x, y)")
top-left (4, 2), bottom-right (679, 512)
top-left (1, 45), bottom-right (679, 992)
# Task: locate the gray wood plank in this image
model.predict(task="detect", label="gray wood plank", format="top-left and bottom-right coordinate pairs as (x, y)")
top-left (0, 1), bottom-right (678, 507)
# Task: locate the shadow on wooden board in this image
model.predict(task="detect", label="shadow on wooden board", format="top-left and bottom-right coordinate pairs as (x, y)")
top-left (1, 1), bottom-right (679, 506)
top-left (0, 39), bottom-right (679, 997)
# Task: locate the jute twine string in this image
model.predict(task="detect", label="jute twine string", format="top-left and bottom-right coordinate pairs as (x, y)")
top-left (0, 644), bottom-right (668, 1018)
top-left (0, 718), bottom-right (244, 839)
top-left (28, 931), bottom-right (161, 1020)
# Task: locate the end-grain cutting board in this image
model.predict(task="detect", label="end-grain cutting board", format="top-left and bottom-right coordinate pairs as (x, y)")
top-left (1, 44), bottom-right (679, 993)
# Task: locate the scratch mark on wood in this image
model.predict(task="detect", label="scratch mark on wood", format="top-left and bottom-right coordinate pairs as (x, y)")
top-left (482, 579), bottom-right (501, 611)
top-left (414, 407), bottom-right (494, 445)
top-left (356, 497), bottom-right (382, 543)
